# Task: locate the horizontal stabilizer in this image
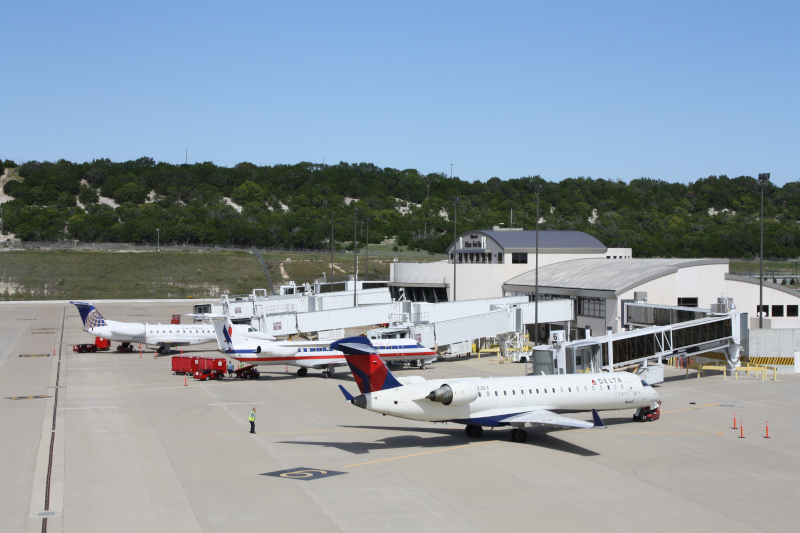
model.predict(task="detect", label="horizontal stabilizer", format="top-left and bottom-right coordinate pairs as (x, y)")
top-left (500, 410), bottom-right (596, 429)
top-left (331, 336), bottom-right (378, 356)
top-left (338, 385), bottom-right (354, 401)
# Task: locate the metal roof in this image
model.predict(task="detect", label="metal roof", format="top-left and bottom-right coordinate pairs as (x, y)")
top-left (504, 258), bottom-right (729, 296)
top-left (450, 230), bottom-right (607, 253)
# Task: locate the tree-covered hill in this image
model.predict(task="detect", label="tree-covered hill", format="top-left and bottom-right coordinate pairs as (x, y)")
top-left (1, 157), bottom-right (799, 258)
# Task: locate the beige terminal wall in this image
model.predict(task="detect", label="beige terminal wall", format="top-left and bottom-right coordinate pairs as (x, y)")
top-left (391, 251), bottom-right (604, 301)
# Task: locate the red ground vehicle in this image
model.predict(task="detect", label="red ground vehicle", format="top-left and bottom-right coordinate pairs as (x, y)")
top-left (192, 357), bottom-right (227, 380)
top-left (116, 342), bottom-right (135, 352)
top-left (171, 355), bottom-right (194, 375)
top-left (634, 405), bottom-right (661, 422)
top-left (73, 337), bottom-right (110, 352)
top-left (171, 314), bottom-right (181, 325)
top-left (232, 365), bottom-right (260, 379)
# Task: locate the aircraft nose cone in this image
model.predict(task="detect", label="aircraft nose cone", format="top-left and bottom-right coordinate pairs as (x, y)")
top-left (351, 394), bottom-right (367, 409)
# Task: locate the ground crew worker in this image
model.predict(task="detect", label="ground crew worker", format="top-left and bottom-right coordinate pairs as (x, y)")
top-left (249, 408), bottom-right (256, 434)
top-left (227, 360), bottom-right (234, 377)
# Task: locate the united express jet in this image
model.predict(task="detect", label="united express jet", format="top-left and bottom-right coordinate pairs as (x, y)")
top-left (70, 301), bottom-right (264, 354)
top-left (333, 336), bottom-right (661, 443)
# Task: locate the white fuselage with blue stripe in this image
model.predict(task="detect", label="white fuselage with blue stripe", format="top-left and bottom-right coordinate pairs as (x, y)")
top-left (360, 372), bottom-right (660, 426)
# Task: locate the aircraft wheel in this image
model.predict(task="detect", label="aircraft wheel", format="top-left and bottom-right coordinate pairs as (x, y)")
top-left (297, 368), bottom-right (308, 377)
top-left (465, 425), bottom-right (473, 438)
top-left (471, 425), bottom-right (483, 438)
top-left (322, 370), bottom-right (330, 379)
top-left (509, 428), bottom-right (518, 441)
top-left (515, 429), bottom-right (528, 443)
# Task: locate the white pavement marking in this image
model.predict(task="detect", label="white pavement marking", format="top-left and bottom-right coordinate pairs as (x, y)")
top-left (209, 402), bottom-right (266, 406)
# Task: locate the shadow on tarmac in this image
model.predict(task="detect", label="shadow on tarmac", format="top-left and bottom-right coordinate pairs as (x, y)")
top-left (278, 424), bottom-right (601, 456)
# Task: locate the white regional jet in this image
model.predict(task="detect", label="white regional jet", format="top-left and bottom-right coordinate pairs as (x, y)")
top-left (333, 336), bottom-right (662, 443)
top-left (71, 301), bottom-right (269, 353)
top-left (211, 316), bottom-right (438, 378)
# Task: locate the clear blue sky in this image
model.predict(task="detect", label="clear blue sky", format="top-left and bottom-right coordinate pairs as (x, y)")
top-left (3, 1), bottom-right (798, 185)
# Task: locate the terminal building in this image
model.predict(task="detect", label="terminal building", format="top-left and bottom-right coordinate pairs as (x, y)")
top-left (390, 227), bottom-right (800, 341)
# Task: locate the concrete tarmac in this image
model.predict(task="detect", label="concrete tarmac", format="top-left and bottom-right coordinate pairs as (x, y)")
top-left (0, 301), bottom-right (798, 532)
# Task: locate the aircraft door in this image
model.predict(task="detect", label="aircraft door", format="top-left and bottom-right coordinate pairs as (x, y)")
top-left (625, 382), bottom-right (635, 403)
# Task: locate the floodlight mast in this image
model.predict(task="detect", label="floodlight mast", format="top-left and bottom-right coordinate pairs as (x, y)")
top-left (758, 173), bottom-right (770, 328)
top-left (452, 197), bottom-right (459, 302)
top-left (533, 183), bottom-right (544, 345)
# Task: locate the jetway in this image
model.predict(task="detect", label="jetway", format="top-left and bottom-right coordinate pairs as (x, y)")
top-left (531, 299), bottom-right (747, 384)
top-left (247, 295), bottom-right (573, 351)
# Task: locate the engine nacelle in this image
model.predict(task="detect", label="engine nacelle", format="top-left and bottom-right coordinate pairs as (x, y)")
top-left (425, 382), bottom-right (479, 406)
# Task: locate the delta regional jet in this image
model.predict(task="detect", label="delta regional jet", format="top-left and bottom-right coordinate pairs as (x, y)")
top-left (71, 301), bottom-right (269, 353)
top-left (211, 316), bottom-right (438, 378)
top-left (333, 336), bottom-right (662, 443)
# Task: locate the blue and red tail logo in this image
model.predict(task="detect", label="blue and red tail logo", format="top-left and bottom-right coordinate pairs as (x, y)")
top-left (331, 336), bottom-right (402, 394)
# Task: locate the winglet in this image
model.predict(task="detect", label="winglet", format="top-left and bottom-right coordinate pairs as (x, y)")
top-left (591, 409), bottom-right (606, 428)
top-left (338, 385), bottom-right (354, 401)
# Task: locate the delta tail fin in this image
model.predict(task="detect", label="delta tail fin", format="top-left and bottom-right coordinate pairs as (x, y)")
top-left (330, 336), bottom-right (403, 394)
top-left (70, 301), bottom-right (107, 330)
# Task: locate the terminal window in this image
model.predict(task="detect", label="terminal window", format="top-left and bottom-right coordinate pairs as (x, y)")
top-left (772, 305), bottom-right (784, 317)
top-left (511, 253), bottom-right (527, 264)
top-left (578, 296), bottom-right (605, 318)
top-left (757, 305), bottom-right (769, 317)
top-left (788, 305), bottom-right (799, 317)
top-left (677, 297), bottom-right (698, 308)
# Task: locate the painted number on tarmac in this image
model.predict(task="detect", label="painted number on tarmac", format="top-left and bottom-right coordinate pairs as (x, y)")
top-left (19, 354), bottom-right (51, 357)
top-left (262, 467), bottom-right (346, 481)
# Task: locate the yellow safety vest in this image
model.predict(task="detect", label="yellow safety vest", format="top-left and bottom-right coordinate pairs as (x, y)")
top-left (249, 412), bottom-right (256, 422)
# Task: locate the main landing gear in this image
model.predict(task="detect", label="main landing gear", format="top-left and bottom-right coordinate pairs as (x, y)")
top-left (464, 424), bottom-right (484, 438)
top-left (296, 367), bottom-right (308, 377)
top-left (321, 369), bottom-right (333, 379)
top-left (509, 428), bottom-right (528, 443)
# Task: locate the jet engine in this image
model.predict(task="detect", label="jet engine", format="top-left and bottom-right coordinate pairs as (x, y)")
top-left (425, 382), bottom-right (479, 406)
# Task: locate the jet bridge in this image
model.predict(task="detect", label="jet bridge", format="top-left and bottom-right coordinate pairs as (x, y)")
top-left (531, 299), bottom-right (747, 384)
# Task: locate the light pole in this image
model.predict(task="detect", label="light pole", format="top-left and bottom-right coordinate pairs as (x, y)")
top-left (533, 183), bottom-right (543, 344)
top-left (330, 212), bottom-right (335, 284)
top-left (450, 164), bottom-right (453, 179)
top-left (452, 197), bottom-right (459, 301)
top-left (157, 228), bottom-right (160, 252)
top-left (353, 207), bottom-right (358, 307)
top-left (365, 219), bottom-right (369, 282)
top-left (758, 173), bottom-right (769, 328)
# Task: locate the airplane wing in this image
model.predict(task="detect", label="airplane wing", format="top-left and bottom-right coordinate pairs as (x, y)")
top-left (500, 409), bottom-right (606, 429)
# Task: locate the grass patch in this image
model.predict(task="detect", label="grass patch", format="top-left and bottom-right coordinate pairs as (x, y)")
top-left (0, 248), bottom-right (440, 300)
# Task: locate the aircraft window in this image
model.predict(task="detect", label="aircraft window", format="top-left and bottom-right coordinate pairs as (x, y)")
top-left (607, 385), bottom-right (611, 390)
top-left (494, 391), bottom-right (498, 396)
top-left (543, 388), bottom-right (547, 394)
top-left (529, 389), bottom-right (532, 394)
top-left (478, 392), bottom-right (481, 397)
top-left (592, 386), bottom-right (595, 391)
top-left (503, 391), bottom-right (507, 396)
top-left (552, 388), bottom-right (555, 393)
top-left (584, 386), bottom-right (587, 391)
top-left (614, 384), bottom-right (617, 389)
top-left (568, 387), bottom-right (571, 392)
top-left (560, 387), bottom-right (563, 393)
top-left (520, 390), bottom-right (524, 395)
top-left (512, 390), bottom-right (515, 395)
top-left (536, 389), bottom-right (539, 394)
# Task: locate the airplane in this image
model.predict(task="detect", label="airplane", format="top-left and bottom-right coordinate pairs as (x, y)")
top-left (70, 301), bottom-right (273, 354)
top-left (210, 316), bottom-right (438, 378)
top-left (332, 336), bottom-right (662, 443)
